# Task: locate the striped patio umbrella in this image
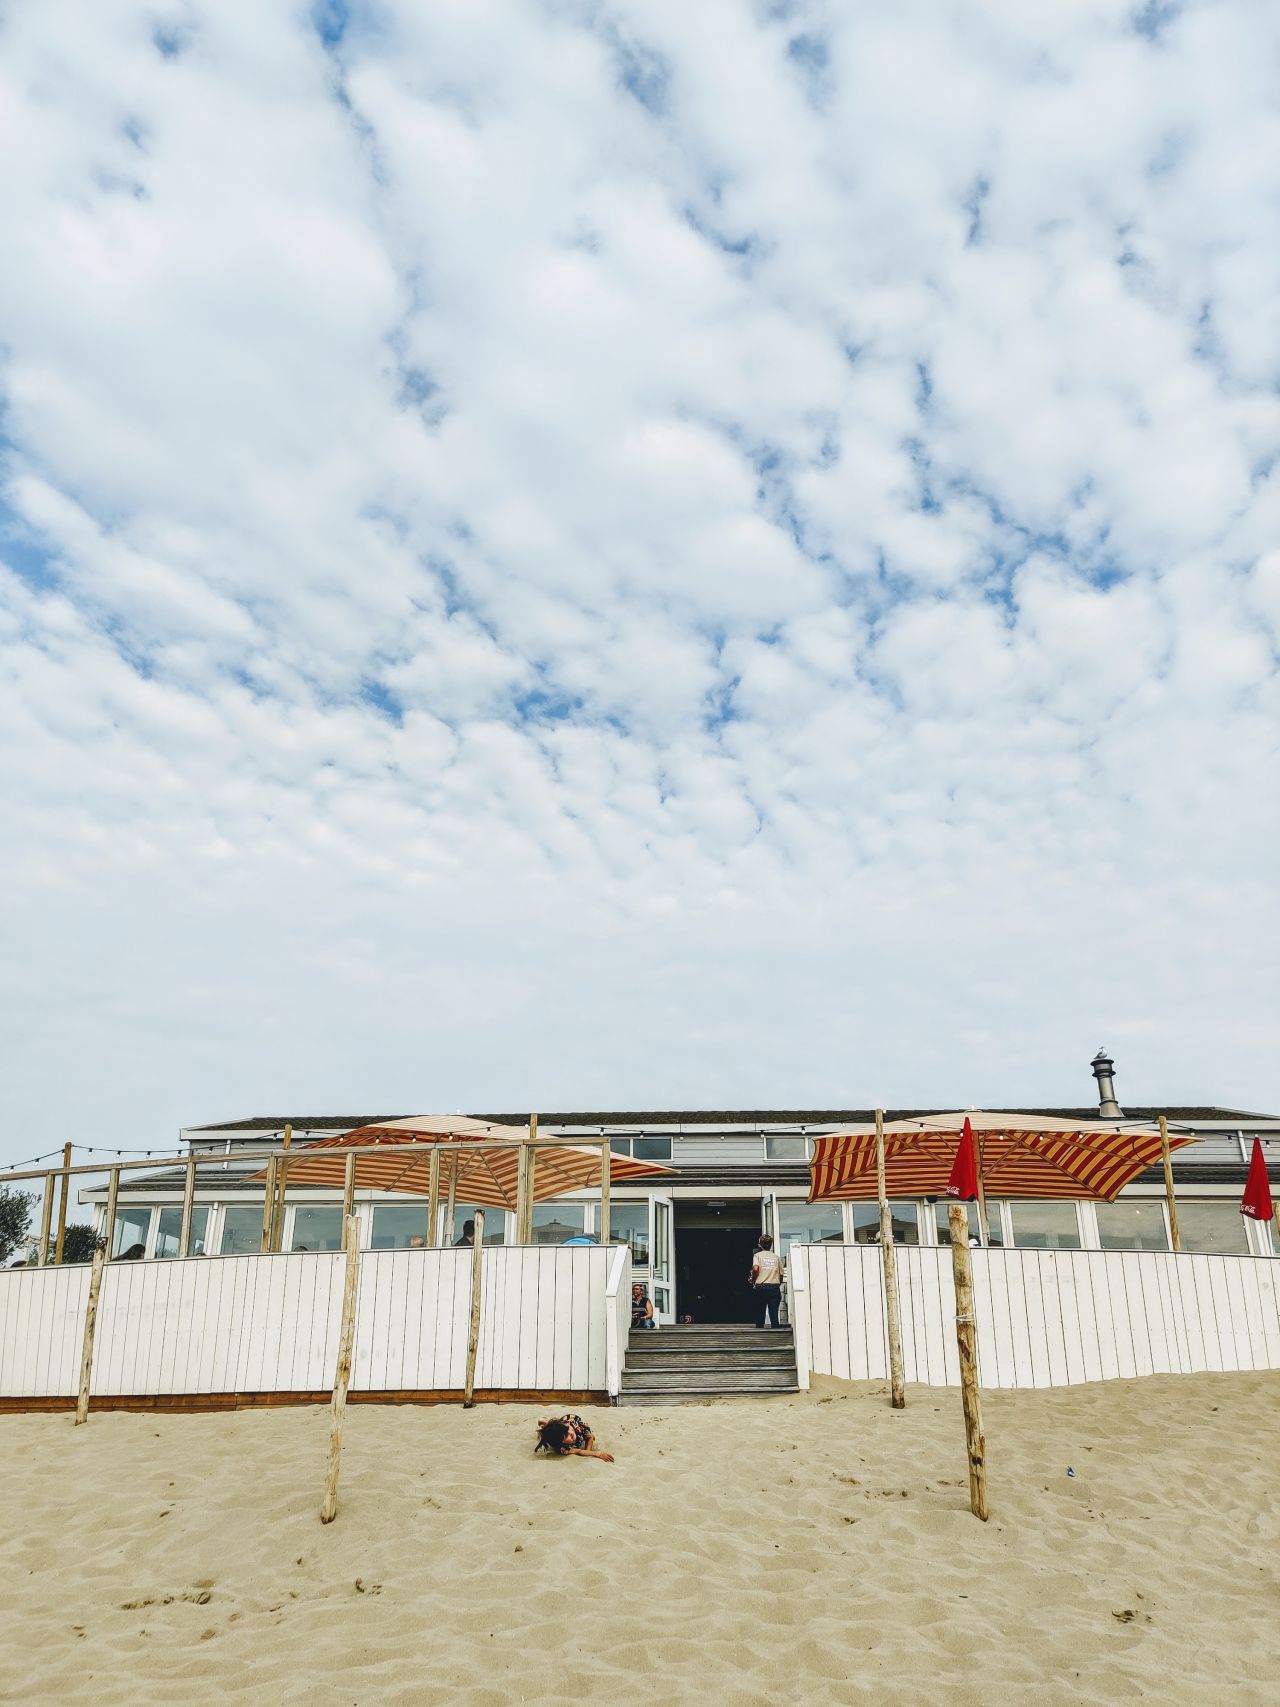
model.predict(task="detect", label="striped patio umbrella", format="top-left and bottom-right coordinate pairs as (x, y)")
top-left (255, 1115), bottom-right (673, 1208)
top-left (810, 1111), bottom-right (1196, 1204)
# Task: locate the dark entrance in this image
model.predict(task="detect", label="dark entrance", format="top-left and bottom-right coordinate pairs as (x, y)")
top-left (674, 1199), bottom-right (764, 1323)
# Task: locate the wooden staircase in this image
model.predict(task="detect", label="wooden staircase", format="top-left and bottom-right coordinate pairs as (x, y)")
top-left (617, 1324), bottom-right (798, 1406)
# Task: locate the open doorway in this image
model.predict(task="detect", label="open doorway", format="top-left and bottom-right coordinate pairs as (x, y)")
top-left (673, 1199), bottom-right (763, 1323)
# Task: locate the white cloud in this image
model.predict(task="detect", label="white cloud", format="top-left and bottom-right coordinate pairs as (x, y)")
top-left (0, 0), bottom-right (1277, 1161)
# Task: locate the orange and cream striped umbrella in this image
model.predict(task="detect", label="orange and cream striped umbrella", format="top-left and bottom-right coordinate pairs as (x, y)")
top-left (256, 1115), bottom-right (673, 1208)
top-left (809, 1111), bottom-right (1195, 1204)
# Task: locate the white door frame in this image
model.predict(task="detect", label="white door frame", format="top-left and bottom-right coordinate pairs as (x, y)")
top-left (649, 1194), bottom-right (675, 1324)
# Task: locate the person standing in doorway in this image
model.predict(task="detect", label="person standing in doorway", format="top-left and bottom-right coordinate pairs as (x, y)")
top-left (750, 1233), bottom-right (783, 1328)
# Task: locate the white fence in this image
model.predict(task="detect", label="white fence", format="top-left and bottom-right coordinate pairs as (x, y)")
top-left (0, 1244), bottom-right (630, 1404)
top-left (789, 1243), bottom-right (1280, 1391)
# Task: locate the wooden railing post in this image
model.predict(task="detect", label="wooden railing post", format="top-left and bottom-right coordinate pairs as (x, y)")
top-left (75, 1246), bottom-right (107, 1425)
top-left (426, 1147), bottom-right (440, 1246)
top-left (103, 1167), bottom-right (120, 1260)
top-left (341, 1152), bottom-right (357, 1247)
top-left (948, 1205), bottom-right (989, 1521)
top-left (600, 1138), bottom-right (611, 1246)
top-left (463, 1210), bottom-right (485, 1407)
top-left (875, 1109), bottom-right (906, 1409)
top-left (178, 1156), bottom-right (196, 1257)
top-left (271, 1124), bottom-right (292, 1252)
top-left (1158, 1115), bottom-right (1181, 1252)
top-left (38, 1172), bottom-right (54, 1265)
top-left (320, 1215), bottom-right (362, 1524)
top-left (54, 1142), bottom-right (72, 1264)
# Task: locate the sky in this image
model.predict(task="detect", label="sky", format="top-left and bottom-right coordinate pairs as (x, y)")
top-left (1, 0), bottom-right (1278, 1164)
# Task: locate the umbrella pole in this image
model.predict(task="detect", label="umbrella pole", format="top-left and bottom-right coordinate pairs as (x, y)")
top-left (463, 1210), bottom-right (486, 1406)
top-left (1158, 1115), bottom-right (1182, 1252)
top-left (599, 1139), bottom-right (611, 1245)
top-left (948, 1205), bottom-right (989, 1520)
top-left (271, 1124), bottom-right (292, 1252)
top-left (341, 1152), bottom-right (357, 1248)
top-left (320, 1214), bottom-right (362, 1524)
top-left (516, 1115), bottom-right (537, 1244)
top-left (975, 1134), bottom-right (991, 1247)
top-left (426, 1148), bottom-right (440, 1247)
top-left (875, 1109), bottom-right (906, 1409)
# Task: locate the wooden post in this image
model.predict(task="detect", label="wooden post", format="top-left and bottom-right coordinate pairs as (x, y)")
top-left (948, 1204), bottom-right (989, 1521)
top-left (426, 1146), bottom-right (441, 1247)
top-left (974, 1132), bottom-right (992, 1247)
top-left (260, 1155), bottom-right (277, 1253)
top-left (38, 1171), bottom-right (55, 1265)
top-left (463, 1209), bottom-right (485, 1407)
top-left (341, 1152), bottom-right (357, 1247)
top-left (104, 1167), bottom-right (120, 1260)
top-left (320, 1214), bottom-right (362, 1524)
top-left (599, 1139), bottom-right (611, 1245)
top-left (74, 1246), bottom-right (106, 1425)
top-left (54, 1142), bottom-right (72, 1264)
top-left (875, 1110), bottom-right (906, 1410)
top-left (524, 1124), bottom-right (538, 1245)
top-left (516, 1115), bottom-right (537, 1244)
top-left (445, 1154), bottom-right (458, 1248)
top-left (1158, 1115), bottom-right (1181, 1252)
top-left (271, 1124), bottom-right (292, 1252)
top-left (178, 1155), bottom-right (196, 1257)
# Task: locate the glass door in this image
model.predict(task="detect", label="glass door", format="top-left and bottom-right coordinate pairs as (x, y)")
top-left (649, 1195), bottom-right (675, 1324)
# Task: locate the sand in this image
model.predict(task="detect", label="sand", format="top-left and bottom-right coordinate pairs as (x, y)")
top-left (1, 1373), bottom-right (1277, 1706)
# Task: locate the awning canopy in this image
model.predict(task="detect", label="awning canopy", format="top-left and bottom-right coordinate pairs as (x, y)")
top-left (254, 1116), bottom-right (673, 1210)
top-left (809, 1111), bottom-right (1196, 1204)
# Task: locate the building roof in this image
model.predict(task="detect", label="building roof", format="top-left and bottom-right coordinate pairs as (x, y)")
top-left (188, 1106), bottom-right (1262, 1132)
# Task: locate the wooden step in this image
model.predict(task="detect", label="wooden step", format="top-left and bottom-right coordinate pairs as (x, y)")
top-left (620, 1367), bottom-right (799, 1392)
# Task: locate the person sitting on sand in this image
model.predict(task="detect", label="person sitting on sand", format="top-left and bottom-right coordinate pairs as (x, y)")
top-left (534, 1415), bottom-right (614, 1462)
top-left (631, 1282), bottom-right (655, 1329)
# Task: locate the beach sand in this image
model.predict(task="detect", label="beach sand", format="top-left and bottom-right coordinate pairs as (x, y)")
top-left (1, 1373), bottom-right (1276, 1705)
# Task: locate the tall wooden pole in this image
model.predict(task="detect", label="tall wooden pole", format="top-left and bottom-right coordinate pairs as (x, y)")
top-left (178, 1155), bottom-right (197, 1257)
top-left (599, 1139), bottom-right (611, 1245)
top-left (1158, 1115), bottom-right (1181, 1252)
top-left (271, 1124), bottom-right (292, 1252)
top-left (260, 1156), bottom-right (277, 1253)
top-left (74, 1246), bottom-right (106, 1425)
top-left (525, 1130), bottom-right (537, 1245)
top-left (38, 1172), bottom-right (54, 1265)
top-left (974, 1132), bottom-right (992, 1248)
top-left (104, 1167), bottom-right (120, 1260)
top-left (516, 1115), bottom-right (537, 1244)
top-left (948, 1204), bottom-right (989, 1521)
top-left (320, 1214), bottom-right (362, 1524)
top-left (463, 1209), bottom-right (486, 1407)
top-left (875, 1110), bottom-right (906, 1409)
top-left (426, 1146), bottom-right (441, 1247)
top-left (54, 1142), bottom-right (72, 1264)
top-left (341, 1152), bottom-right (357, 1248)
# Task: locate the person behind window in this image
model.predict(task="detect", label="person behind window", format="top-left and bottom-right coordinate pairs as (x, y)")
top-left (750, 1233), bottom-right (784, 1328)
top-left (117, 1243), bottom-right (145, 1261)
top-left (408, 1234), bottom-right (426, 1249)
top-left (631, 1282), bottom-right (655, 1330)
top-left (455, 1218), bottom-right (475, 1247)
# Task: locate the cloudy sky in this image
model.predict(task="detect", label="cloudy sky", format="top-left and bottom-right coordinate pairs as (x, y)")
top-left (1, 0), bottom-right (1278, 1162)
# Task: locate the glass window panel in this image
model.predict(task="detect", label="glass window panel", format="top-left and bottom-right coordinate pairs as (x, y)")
top-left (777, 1202), bottom-right (843, 1261)
top-left (154, 1206), bottom-right (211, 1258)
top-left (1096, 1200), bottom-right (1169, 1252)
top-left (219, 1206), bottom-right (263, 1255)
top-left (765, 1136), bottom-right (807, 1160)
top-left (371, 1205), bottom-right (431, 1249)
top-left (530, 1204), bottom-right (585, 1245)
top-left (451, 1205), bottom-right (507, 1245)
top-left (111, 1205), bottom-right (152, 1259)
top-left (1009, 1202), bottom-right (1081, 1250)
top-left (632, 1137), bottom-right (672, 1162)
top-left (935, 1202), bottom-right (1005, 1247)
top-left (1176, 1201), bottom-right (1251, 1255)
top-left (609, 1138), bottom-right (631, 1155)
top-left (608, 1203), bottom-right (649, 1265)
top-left (852, 1202), bottom-right (921, 1245)
top-left (290, 1207), bottom-right (343, 1252)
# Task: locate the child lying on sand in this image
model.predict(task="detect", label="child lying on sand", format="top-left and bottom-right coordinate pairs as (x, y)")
top-left (534, 1414), bottom-right (614, 1461)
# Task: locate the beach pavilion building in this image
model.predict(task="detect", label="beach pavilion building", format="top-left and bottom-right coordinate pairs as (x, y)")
top-left (85, 1061), bottom-right (1279, 1326)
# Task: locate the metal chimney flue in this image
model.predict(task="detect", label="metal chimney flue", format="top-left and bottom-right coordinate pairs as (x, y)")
top-left (1091, 1048), bottom-right (1122, 1118)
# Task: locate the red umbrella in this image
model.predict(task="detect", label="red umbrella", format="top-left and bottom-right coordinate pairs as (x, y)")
top-left (1240, 1138), bottom-right (1274, 1222)
top-left (947, 1117), bottom-right (980, 1202)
